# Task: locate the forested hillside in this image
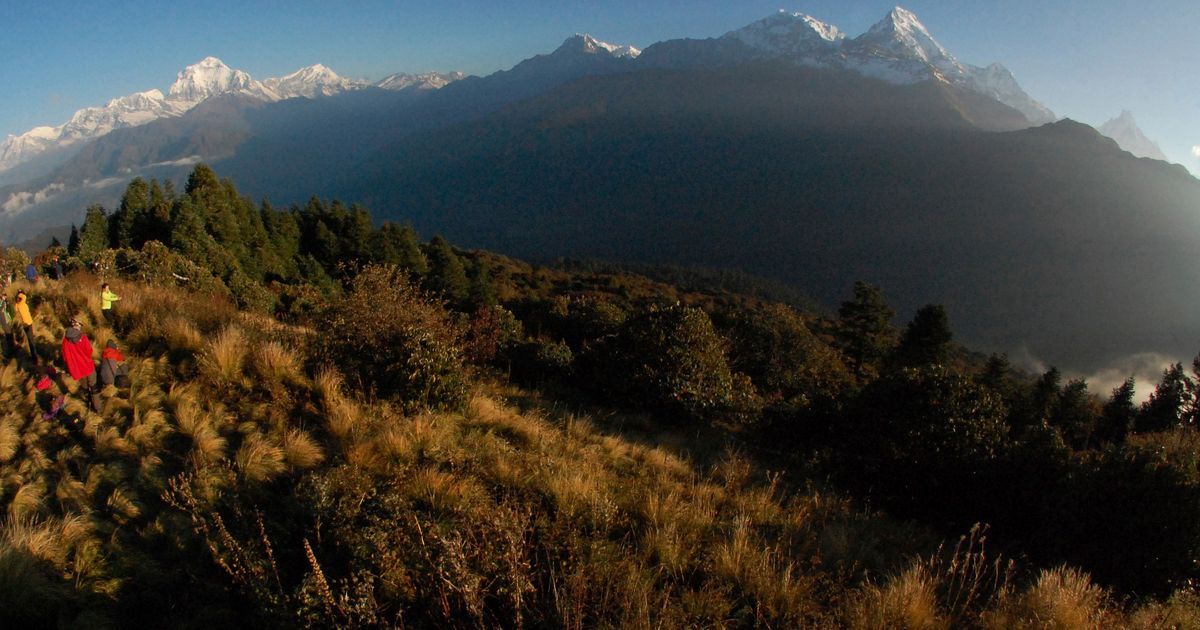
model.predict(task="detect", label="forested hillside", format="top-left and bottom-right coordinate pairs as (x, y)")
top-left (1, 165), bottom-right (1199, 628)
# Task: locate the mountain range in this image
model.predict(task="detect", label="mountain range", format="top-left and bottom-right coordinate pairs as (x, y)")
top-left (0, 6), bottom-right (1195, 377)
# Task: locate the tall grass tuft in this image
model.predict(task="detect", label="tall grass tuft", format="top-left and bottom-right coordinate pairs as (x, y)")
top-left (201, 325), bottom-right (248, 387)
top-left (280, 429), bottom-right (324, 470)
top-left (985, 566), bottom-right (1109, 630)
top-left (236, 434), bottom-right (286, 484)
top-left (252, 341), bottom-right (305, 388)
top-left (0, 417), bottom-right (20, 462)
top-left (845, 564), bottom-right (947, 630)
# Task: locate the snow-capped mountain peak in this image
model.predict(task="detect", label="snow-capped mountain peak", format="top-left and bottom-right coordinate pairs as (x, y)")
top-left (262, 64), bottom-right (367, 99)
top-left (852, 6), bottom-right (959, 73)
top-left (1098, 110), bottom-right (1168, 161)
top-left (375, 71), bottom-right (468, 91)
top-left (168, 56), bottom-right (274, 103)
top-left (723, 11), bottom-right (845, 56)
top-left (558, 34), bottom-right (641, 59)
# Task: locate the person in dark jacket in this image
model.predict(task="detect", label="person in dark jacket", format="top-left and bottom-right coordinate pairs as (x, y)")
top-left (61, 320), bottom-right (101, 412)
top-left (99, 339), bottom-right (130, 388)
top-left (51, 256), bottom-right (64, 281)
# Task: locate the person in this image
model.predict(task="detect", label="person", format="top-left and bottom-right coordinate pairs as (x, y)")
top-left (0, 293), bottom-right (11, 358)
top-left (61, 320), bottom-right (101, 412)
top-left (13, 289), bottom-right (37, 360)
top-left (24, 263), bottom-right (38, 284)
top-left (98, 339), bottom-right (130, 388)
top-left (101, 283), bottom-right (120, 324)
top-left (52, 256), bottom-right (64, 281)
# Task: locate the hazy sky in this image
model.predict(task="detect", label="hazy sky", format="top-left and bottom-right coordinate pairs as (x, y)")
top-left (2, 1), bottom-right (1198, 170)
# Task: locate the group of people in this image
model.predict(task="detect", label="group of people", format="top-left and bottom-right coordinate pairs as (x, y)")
top-left (0, 279), bottom-right (127, 414)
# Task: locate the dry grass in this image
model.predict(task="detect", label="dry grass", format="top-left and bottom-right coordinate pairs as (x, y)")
top-left (201, 325), bottom-right (248, 387)
top-left (280, 428), bottom-right (324, 470)
top-left (984, 566), bottom-right (1110, 630)
top-left (236, 434), bottom-right (286, 484)
top-left (251, 341), bottom-right (305, 388)
top-left (0, 418), bottom-right (20, 463)
top-left (845, 565), bottom-right (948, 630)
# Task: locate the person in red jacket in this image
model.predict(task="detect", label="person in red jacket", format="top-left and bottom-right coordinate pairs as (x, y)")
top-left (61, 319), bottom-right (101, 412)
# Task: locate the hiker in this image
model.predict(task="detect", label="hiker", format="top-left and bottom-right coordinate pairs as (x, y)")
top-left (61, 320), bottom-right (101, 412)
top-left (99, 339), bottom-right (130, 388)
top-left (101, 283), bottom-right (120, 324)
top-left (0, 293), bottom-right (11, 358)
top-left (51, 256), bottom-right (64, 281)
top-left (13, 289), bottom-right (37, 360)
top-left (24, 263), bottom-right (38, 284)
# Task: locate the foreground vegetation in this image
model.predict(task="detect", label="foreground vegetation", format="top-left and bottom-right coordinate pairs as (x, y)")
top-left (1, 164), bottom-right (1198, 628)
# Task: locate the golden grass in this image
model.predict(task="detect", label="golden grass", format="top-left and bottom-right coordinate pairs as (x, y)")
top-left (0, 418), bottom-right (19, 463)
top-left (235, 434), bottom-right (286, 484)
top-left (983, 566), bottom-right (1109, 630)
top-left (8, 481), bottom-right (46, 520)
top-left (845, 565), bottom-right (947, 630)
top-left (252, 341), bottom-right (305, 388)
top-left (201, 325), bottom-right (248, 387)
top-left (280, 428), bottom-right (324, 470)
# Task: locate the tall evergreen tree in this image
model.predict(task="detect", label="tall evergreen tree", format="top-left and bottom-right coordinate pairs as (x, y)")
top-left (835, 281), bottom-right (896, 379)
top-left (893, 304), bottom-right (953, 367)
top-left (68, 224), bottom-right (80, 256)
top-left (1138, 363), bottom-right (1194, 433)
top-left (77, 205), bottom-right (111, 261)
top-left (1052, 378), bottom-right (1098, 449)
top-left (373, 223), bottom-right (427, 276)
top-left (1097, 378), bottom-right (1137, 444)
top-left (113, 177), bottom-right (151, 248)
top-left (424, 235), bottom-right (469, 304)
top-left (467, 258), bottom-right (498, 308)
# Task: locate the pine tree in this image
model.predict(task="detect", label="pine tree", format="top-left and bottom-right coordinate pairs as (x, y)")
top-left (1052, 378), bottom-right (1098, 449)
top-left (77, 205), bottom-right (111, 261)
top-left (467, 258), bottom-right (498, 308)
top-left (1097, 378), bottom-right (1137, 444)
top-left (835, 281), bottom-right (896, 379)
top-left (68, 224), bottom-right (80, 256)
top-left (424, 235), bottom-right (469, 304)
top-left (113, 177), bottom-right (150, 248)
top-left (1138, 363), bottom-right (1193, 433)
top-left (373, 223), bottom-right (427, 276)
top-left (893, 304), bottom-right (953, 367)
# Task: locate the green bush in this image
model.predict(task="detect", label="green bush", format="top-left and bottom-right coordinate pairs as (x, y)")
top-left (313, 265), bottom-right (468, 411)
top-left (588, 304), bottom-right (761, 424)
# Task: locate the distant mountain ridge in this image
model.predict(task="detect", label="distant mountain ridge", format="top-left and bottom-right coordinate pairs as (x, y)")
top-left (0, 57), bottom-right (467, 182)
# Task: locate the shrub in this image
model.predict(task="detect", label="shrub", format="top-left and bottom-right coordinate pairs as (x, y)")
top-left (313, 265), bottom-right (468, 411)
top-left (587, 304), bottom-right (761, 424)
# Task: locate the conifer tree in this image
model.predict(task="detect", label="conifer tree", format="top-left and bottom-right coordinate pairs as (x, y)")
top-left (373, 223), bottom-right (427, 276)
top-left (467, 258), bottom-right (498, 308)
top-left (113, 177), bottom-right (150, 248)
top-left (1138, 363), bottom-right (1193, 433)
top-left (835, 281), bottom-right (896, 379)
top-left (77, 205), bottom-right (111, 261)
top-left (1097, 378), bottom-right (1137, 444)
top-left (68, 224), bottom-right (80, 256)
top-left (1052, 378), bottom-right (1098, 448)
top-left (424, 235), bottom-right (469, 304)
top-left (893, 304), bottom-right (953, 367)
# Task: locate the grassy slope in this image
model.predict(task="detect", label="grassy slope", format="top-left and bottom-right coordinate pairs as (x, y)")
top-left (0, 273), bottom-right (1195, 628)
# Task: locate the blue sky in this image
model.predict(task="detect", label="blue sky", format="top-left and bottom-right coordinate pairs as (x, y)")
top-left (2, 0), bottom-right (1198, 170)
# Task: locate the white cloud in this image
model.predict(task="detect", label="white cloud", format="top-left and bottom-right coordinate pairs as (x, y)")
top-left (1, 183), bottom-right (65, 214)
top-left (1192, 145), bottom-right (1200, 157)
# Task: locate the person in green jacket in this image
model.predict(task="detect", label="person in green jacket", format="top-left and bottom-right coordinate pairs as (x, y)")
top-left (101, 283), bottom-right (120, 324)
